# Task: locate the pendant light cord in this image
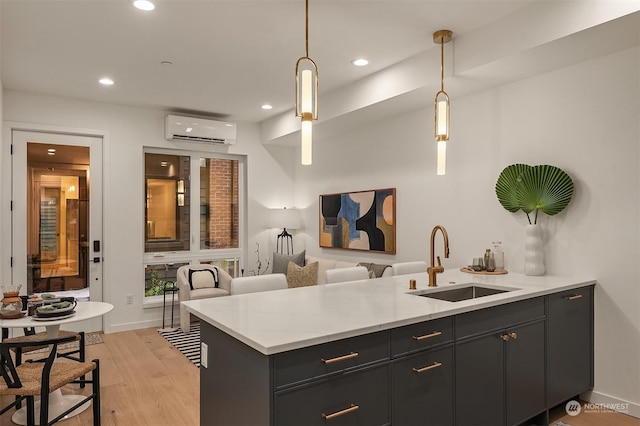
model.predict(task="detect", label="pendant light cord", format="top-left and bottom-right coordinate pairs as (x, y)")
top-left (305, 0), bottom-right (309, 58)
top-left (440, 35), bottom-right (445, 92)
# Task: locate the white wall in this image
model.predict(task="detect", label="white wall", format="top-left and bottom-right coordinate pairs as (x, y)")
top-left (1, 91), bottom-right (296, 330)
top-left (0, 3), bottom-right (4, 281)
top-left (294, 47), bottom-right (640, 413)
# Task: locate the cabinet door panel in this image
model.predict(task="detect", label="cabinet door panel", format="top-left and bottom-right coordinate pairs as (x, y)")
top-left (392, 345), bottom-right (453, 425)
top-left (274, 364), bottom-right (389, 426)
top-left (547, 286), bottom-right (594, 406)
top-left (456, 334), bottom-right (504, 426)
top-left (506, 320), bottom-right (546, 425)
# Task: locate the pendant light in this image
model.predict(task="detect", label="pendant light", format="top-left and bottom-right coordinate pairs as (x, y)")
top-left (295, 0), bottom-right (318, 166)
top-left (433, 30), bottom-right (452, 175)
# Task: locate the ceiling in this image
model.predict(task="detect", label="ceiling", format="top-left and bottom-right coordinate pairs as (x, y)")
top-left (0, 0), bottom-right (538, 123)
top-left (1, 1), bottom-right (638, 140)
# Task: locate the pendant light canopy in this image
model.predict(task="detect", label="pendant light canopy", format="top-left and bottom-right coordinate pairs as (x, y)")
top-left (433, 29), bottom-right (452, 175)
top-left (295, 0), bottom-right (318, 166)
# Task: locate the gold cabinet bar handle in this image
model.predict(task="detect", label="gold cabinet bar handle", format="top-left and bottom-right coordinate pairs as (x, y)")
top-left (509, 332), bottom-right (518, 340)
top-left (321, 352), bottom-right (359, 364)
top-left (322, 404), bottom-right (359, 420)
top-left (565, 294), bottom-right (583, 300)
top-left (412, 361), bottom-right (442, 373)
top-left (501, 334), bottom-right (510, 342)
top-left (412, 331), bottom-right (442, 341)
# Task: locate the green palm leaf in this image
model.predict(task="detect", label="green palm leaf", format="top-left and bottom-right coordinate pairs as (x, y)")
top-left (495, 163), bottom-right (574, 224)
top-left (517, 165), bottom-right (574, 221)
top-left (495, 164), bottom-right (530, 213)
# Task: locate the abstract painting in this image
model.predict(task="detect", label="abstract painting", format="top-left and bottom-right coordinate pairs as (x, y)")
top-left (319, 188), bottom-right (396, 253)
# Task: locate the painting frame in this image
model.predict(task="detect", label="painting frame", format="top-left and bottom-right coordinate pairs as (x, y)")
top-left (319, 188), bottom-right (396, 254)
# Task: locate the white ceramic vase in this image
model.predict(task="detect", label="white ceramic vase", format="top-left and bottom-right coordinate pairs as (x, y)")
top-left (524, 224), bottom-right (545, 276)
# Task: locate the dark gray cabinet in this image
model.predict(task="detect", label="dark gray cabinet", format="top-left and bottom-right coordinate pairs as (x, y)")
top-left (547, 285), bottom-right (594, 407)
top-left (455, 298), bottom-right (546, 426)
top-left (199, 286), bottom-right (594, 426)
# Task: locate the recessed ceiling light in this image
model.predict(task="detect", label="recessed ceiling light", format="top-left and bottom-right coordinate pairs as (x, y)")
top-left (99, 78), bottom-right (114, 86)
top-left (133, 0), bottom-right (155, 11)
top-left (352, 58), bottom-right (369, 67)
top-left (47, 148), bottom-right (56, 153)
top-left (160, 161), bottom-right (168, 167)
top-left (261, 104), bottom-right (273, 110)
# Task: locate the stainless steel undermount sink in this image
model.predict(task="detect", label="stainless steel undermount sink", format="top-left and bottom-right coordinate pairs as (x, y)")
top-left (409, 284), bottom-right (515, 302)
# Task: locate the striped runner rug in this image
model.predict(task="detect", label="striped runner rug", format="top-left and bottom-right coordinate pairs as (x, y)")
top-left (158, 323), bottom-right (200, 367)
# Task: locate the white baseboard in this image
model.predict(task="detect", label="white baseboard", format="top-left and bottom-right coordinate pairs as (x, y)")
top-left (109, 318), bottom-right (164, 333)
top-left (582, 390), bottom-right (640, 419)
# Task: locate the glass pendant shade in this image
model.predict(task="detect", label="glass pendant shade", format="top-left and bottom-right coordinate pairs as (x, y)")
top-left (295, 58), bottom-right (318, 166)
top-left (295, 58), bottom-right (318, 120)
top-left (301, 119), bottom-right (313, 165)
top-left (437, 140), bottom-right (447, 175)
top-left (435, 92), bottom-right (450, 141)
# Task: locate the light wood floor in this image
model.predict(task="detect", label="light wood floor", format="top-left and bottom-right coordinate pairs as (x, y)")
top-left (2, 327), bottom-right (638, 425)
top-left (1, 327), bottom-right (199, 425)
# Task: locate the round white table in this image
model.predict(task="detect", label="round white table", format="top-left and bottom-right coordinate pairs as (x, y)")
top-left (0, 300), bottom-right (113, 425)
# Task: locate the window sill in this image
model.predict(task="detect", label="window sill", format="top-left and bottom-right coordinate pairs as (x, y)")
top-left (143, 295), bottom-right (179, 309)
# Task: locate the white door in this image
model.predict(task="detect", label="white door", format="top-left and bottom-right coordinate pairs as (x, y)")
top-left (11, 130), bottom-right (104, 332)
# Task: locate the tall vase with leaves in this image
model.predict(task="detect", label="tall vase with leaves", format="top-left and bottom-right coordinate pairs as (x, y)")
top-left (495, 164), bottom-right (574, 276)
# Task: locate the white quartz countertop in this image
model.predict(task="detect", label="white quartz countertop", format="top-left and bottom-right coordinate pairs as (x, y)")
top-left (183, 268), bottom-right (595, 355)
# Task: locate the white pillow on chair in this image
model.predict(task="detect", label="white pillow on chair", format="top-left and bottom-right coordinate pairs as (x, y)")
top-left (188, 268), bottom-right (219, 289)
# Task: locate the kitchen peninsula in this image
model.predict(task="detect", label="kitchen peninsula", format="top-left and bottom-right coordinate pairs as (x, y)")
top-left (183, 269), bottom-right (595, 426)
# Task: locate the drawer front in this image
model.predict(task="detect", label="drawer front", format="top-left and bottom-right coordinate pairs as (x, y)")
top-left (391, 316), bottom-right (453, 357)
top-left (455, 297), bottom-right (545, 340)
top-left (392, 345), bottom-right (454, 426)
top-left (274, 331), bottom-right (389, 388)
top-left (274, 364), bottom-right (390, 426)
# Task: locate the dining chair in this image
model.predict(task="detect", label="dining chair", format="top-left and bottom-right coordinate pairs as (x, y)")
top-left (5, 329), bottom-right (86, 372)
top-left (325, 266), bottom-right (370, 284)
top-left (391, 261), bottom-right (428, 276)
top-left (2, 327), bottom-right (87, 407)
top-left (0, 333), bottom-right (101, 426)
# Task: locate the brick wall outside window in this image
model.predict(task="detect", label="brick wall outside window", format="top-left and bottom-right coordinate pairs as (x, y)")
top-left (206, 159), bottom-right (239, 248)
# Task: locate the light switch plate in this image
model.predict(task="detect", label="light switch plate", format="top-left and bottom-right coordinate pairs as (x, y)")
top-left (201, 342), bottom-right (208, 368)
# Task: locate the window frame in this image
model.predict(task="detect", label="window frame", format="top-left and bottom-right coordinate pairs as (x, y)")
top-left (143, 147), bottom-right (246, 304)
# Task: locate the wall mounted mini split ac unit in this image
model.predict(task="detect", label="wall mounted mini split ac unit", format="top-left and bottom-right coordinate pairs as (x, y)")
top-left (165, 115), bottom-right (237, 144)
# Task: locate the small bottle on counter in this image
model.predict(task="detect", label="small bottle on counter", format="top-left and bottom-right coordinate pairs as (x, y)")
top-left (492, 241), bottom-right (505, 272)
top-left (484, 249), bottom-right (496, 272)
